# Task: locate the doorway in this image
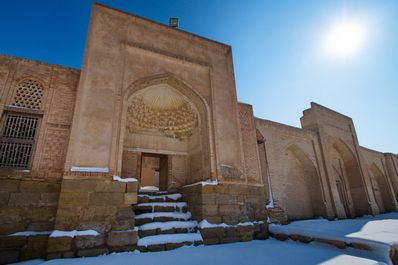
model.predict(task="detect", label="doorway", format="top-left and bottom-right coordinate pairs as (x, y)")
top-left (140, 153), bottom-right (168, 191)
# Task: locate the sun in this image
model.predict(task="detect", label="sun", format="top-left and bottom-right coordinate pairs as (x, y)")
top-left (324, 19), bottom-right (366, 58)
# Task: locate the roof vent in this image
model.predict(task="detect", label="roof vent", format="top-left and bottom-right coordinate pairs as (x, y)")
top-left (169, 18), bottom-right (179, 28)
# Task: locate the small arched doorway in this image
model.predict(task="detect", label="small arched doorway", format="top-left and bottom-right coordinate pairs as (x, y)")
top-left (119, 74), bottom-right (212, 191)
top-left (369, 163), bottom-right (395, 213)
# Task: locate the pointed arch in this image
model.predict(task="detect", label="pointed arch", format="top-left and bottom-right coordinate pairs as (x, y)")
top-left (281, 144), bottom-right (326, 220)
top-left (369, 163), bottom-right (395, 213)
top-left (116, 73), bottom-right (215, 187)
top-left (331, 139), bottom-right (370, 216)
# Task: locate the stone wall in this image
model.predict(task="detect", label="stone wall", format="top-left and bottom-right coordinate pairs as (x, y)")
top-left (54, 176), bottom-right (137, 233)
top-left (182, 183), bottom-right (266, 224)
top-left (0, 178), bottom-right (60, 235)
top-left (0, 178), bottom-right (60, 263)
top-left (199, 222), bottom-right (268, 245)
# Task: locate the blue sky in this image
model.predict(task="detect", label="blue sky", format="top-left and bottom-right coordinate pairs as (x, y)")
top-left (1, 0), bottom-right (397, 153)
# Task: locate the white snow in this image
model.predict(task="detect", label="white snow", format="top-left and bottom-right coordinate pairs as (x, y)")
top-left (70, 166), bottom-right (109, 173)
top-left (140, 186), bottom-right (160, 192)
top-left (112, 175), bottom-right (138, 183)
top-left (139, 221), bottom-right (198, 231)
top-left (183, 179), bottom-right (218, 188)
top-left (138, 193), bottom-right (182, 201)
top-left (269, 213), bottom-right (398, 264)
top-left (9, 231), bottom-right (52, 236)
top-left (137, 202), bottom-right (187, 212)
top-left (135, 212), bottom-right (192, 220)
top-left (12, 239), bottom-right (387, 265)
top-left (137, 232), bottom-right (203, 246)
top-left (50, 230), bottom-right (99, 238)
top-left (198, 220), bottom-right (263, 229)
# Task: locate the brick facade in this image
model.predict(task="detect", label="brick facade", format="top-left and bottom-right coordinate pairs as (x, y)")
top-left (0, 3), bottom-right (397, 263)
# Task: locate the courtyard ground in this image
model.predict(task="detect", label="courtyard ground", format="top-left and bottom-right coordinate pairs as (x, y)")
top-left (12, 213), bottom-right (398, 265)
top-left (269, 212), bottom-right (398, 264)
top-left (11, 239), bottom-right (386, 265)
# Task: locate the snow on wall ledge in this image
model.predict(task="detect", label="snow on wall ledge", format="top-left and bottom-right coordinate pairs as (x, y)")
top-left (113, 175), bottom-right (138, 182)
top-left (183, 179), bottom-right (218, 188)
top-left (50, 230), bottom-right (99, 238)
top-left (70, 166), bottom-right (109, 173)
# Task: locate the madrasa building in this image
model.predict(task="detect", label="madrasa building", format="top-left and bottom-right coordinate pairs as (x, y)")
top-left (1, 3), bottom-right (397, 263)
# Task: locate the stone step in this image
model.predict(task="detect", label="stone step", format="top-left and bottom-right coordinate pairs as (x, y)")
top-left (137, 232), bottom-right (203, 252)
top-left (134, 202), bottom-right (188, 214)
top-left (138, 193), bottom-right (183, 203)
top-left (135, 211), bottom-right (192, 226)
top-left (138, 220), bottom-right (198, 238)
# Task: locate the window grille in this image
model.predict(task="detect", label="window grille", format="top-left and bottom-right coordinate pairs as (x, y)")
top-left (0, 114), bottom-right (39, 168)
top-left (12, 79), bottom-right (44, 110)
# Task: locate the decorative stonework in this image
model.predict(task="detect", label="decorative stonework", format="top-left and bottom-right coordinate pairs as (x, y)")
top-left (12, 79), bottom-right (44, 110)
top-left (127, 85), bottom-right (199, 140)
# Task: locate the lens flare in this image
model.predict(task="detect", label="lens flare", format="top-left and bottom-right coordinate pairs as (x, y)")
top-left (324, 20), bottom-right (366, 58)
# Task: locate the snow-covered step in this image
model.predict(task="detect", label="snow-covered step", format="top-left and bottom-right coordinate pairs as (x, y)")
top-left (138, 193), bottom-right (182, 203)
top-left (135, 211), bottom-right (192, 226)
top-left (138, 220), bottom-right (198, 237)
top-left (134, 202), bottom-right (188, 214)
top-left (137, 232), bottom-right (203, 252)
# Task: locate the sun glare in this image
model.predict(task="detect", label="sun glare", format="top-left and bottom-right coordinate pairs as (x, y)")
top-left (324, 19), bottom-right (366, 58)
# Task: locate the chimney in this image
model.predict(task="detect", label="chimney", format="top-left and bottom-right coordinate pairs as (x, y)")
top-left (169, 18), bottom-right (179, 28)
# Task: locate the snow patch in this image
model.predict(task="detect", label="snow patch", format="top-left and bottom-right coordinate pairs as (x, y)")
top-left (138, 193), bottom-right (182, 201)
top-left (139, 221), bottom-right (198, 231)
top-left (183, 179), bottom-right (218, 188)
top-left (137, 232), bottom-right (203, 246)
top-left (269, 213), bottom-right (398, 264)
top-left (50, 229), bottom-right (99, 238)
top-left (137, 202), bottom-right (187, 212)
top-left (10, 231), bottom-right (52, 236)
top-left (198, 220), bottom-right (263, 229)
top-left (113, 175), bottom-right (138, 183)
top-left (70, 166), bottom-right (109, 173)
top-left (140, 186), bottom-right (159, 192)
top-left (135, 212), bottom-right (192, 220)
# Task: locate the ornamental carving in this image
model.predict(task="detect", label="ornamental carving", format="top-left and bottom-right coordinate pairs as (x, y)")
top-left (127, 84), bottom-right (199, 140)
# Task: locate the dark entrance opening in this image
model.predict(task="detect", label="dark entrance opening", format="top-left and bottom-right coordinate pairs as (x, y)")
top-left (140, 153), bottom-right (168, 191)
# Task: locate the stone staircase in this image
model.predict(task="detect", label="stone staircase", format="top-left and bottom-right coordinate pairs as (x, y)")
top-left (134, 191), bottom-right (203, 252)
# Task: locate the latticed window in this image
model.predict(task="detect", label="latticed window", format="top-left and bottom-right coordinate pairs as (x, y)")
top-left (0, 114), bottom-right (39, 169)
top-left (12, 79), bottom-right (44, 109)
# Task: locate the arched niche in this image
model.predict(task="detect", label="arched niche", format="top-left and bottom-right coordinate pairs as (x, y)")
top-left (330, 139), bottom-right (370, 217)
top-left (280, 145), bottom-right (326, 220)
top-left (117, 73), bottom-right (213, 190)
top-left (369, 163), bottom-right (395, 213)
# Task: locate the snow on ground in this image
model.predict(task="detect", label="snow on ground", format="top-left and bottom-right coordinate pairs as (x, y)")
top-left (269, 213), bottom-right (398, 245)
top-left (269, 213), bottom-right (398, 263)
top-left (11, 239), bottom-right (387, 265)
